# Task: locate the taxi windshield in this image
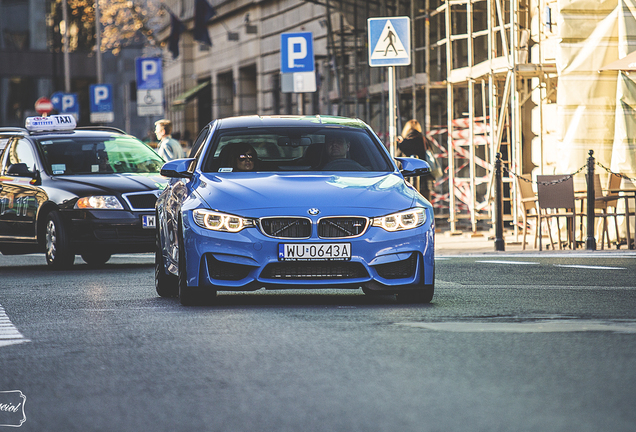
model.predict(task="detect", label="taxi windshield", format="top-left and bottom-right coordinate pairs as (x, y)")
top-left (39, 135), bottom-right (165, 175)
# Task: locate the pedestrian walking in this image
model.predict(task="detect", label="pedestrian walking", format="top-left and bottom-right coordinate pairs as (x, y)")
top-left (154, 119), bottom-right (185, 161)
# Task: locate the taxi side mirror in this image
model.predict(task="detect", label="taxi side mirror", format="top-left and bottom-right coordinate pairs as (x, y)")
top-left (7, 163), bottom-right (35, 177)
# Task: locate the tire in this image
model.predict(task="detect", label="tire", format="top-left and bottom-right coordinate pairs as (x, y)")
top-left (397, 265), bottom-right (435, 304)
top-left (81, 251), bottom-right (111, 267)
top-left (177, 227), bottom-right (216, 306)
top-left (155, 229), bottom-right (178, 297)
top-left (397, 285), bottom-right (434, 304)
top-left (45, 211), bottom-right (75, 269)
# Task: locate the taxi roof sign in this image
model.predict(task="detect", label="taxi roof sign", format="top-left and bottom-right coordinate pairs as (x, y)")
top-left (25, 115), bottom-right (77, 132)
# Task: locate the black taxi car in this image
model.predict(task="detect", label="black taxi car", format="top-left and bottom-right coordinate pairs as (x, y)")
top-left (0, 115), bottom-right (167, 267)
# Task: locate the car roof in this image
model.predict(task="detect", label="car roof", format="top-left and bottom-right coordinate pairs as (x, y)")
top-left (213, 115), bottom-right (369, 130)
top-left (0, 128), bottom-right (132, 141)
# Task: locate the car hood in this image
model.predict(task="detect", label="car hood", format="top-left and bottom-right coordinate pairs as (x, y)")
top-left (50, 173), bottom-right (167, 196)
top-left (194, 172), bottom-right (428, 216)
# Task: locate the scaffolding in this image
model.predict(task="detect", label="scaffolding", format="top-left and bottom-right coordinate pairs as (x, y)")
top-left (318, 0), bottom-right (560, 232)
top-left (428, 0), bottom-right (557, 233)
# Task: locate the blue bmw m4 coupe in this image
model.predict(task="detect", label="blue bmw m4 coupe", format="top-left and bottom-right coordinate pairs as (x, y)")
top-left (155, 116), bottom-right (434, 305)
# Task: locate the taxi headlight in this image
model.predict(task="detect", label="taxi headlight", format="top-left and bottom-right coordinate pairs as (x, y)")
top-left (371, 208), bottom-right (426, 232)
top-left (75, 195), bottom-right (123, 210)
top-left (193, 209), bottom-right (255, 233)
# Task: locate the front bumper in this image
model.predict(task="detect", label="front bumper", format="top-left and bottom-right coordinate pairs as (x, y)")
top-left (181, 211), bottom-right (435, 292)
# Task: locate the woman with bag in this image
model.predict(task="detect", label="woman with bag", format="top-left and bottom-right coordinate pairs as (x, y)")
top-left (397, 119), bottom-right (440, 201)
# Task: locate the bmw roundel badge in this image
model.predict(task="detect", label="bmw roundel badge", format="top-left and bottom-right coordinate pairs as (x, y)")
top-left (308, 208), bottom-right (320, 215)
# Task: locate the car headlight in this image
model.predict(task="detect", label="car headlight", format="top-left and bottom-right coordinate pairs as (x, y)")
top-left (193, 209), bottom-right (255, 233)
top-left (75, 196), bottom-right (123, 210)
top-left (371, 208), bottom-right (426, 231)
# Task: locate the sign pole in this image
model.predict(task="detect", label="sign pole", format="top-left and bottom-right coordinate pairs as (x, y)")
top-left (388, 66), bottom-right (396, 157)
top-left (367, 17), bottom-right (410, 157)
top-left (62, 0), bottom-right (71, 92)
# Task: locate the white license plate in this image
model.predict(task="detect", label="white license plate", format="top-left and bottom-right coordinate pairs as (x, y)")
top-left (141, 214), bottom-right (156, 229)
top-left (278, 243), bottom-right (351, 261)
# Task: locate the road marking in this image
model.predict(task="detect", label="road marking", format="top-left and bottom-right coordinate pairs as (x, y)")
top-left (474, 260), bottom-right (626, 270)
top-left (397, 319), bottom-right (636, 333)
top-left (553, 264), bottom-right (626, 270)
top-left (0, 305), bottom-right (30, 348)
top-left (476, 260), bottom-right (540, 265)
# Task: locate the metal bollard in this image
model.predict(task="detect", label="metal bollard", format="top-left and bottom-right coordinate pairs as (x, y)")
top-left (586, 150), bottom-right (596, 250)
top-left (494, 153), bottom-right (505, 251)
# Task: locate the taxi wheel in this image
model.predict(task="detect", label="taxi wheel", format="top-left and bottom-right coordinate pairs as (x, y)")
top-left (155, 230), bottom-right (178, 297)
top-left (81, 251), bottom-right (111, 267)
top-left (45, 211), bottom-right (75, 269)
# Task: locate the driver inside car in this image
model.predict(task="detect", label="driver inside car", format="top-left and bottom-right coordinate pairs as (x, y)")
top-left (325, 136), bottom-right (350, 162)
top-left (318, 135), bottom-right (366, 171)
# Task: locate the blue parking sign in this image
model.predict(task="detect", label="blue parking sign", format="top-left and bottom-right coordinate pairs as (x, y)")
top-left (136, 57), bottom-right (163, 90)
top-left (281, 32), bottom-right (315, 73)
top-left (51, 92), bottom-right (79, 114)
top-left (89, 84), bottom-right (114, 123)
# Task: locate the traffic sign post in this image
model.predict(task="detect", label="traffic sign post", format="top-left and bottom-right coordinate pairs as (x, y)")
top-left (368, 17), bottom-right (411, 156)
top-left (89, 84), bottom-right (114, 123)
top-left (280, 32), bottom-right (316, 94)
top-left (135, 57), bottom-right (164, 117)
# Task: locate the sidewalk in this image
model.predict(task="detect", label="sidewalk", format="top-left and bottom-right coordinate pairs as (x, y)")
top-left (434, 228), bottom-right (636, 256)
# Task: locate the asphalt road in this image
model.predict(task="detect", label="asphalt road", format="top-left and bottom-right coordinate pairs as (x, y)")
top-left (1, 253), bottom-right (635, 432)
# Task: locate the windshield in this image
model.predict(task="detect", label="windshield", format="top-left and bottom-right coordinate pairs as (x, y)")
top-left (39, 135), bottom-right (165, 175)
top-left (202, 128), bottom-right (393, 173)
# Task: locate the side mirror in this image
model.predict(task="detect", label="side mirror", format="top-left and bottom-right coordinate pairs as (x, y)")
top-left (7, 163), bottom-right (35, 177)
top-left (396, 157), bottom-right (431, 177)
top-left (160, 158), bottom-right (196, 178)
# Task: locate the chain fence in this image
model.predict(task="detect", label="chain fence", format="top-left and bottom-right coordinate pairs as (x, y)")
top-left (503, 163), bottom-right (587, 186)
top-left (594, 161), bottom-right (636, 183)
top-left (502, 160), bottom-right (636, 186)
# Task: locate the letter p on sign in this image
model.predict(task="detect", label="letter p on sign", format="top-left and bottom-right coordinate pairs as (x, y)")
top-left (94, 86), bottom-right (108, 105)
top-left (287, 37), bottom-right (307, 69)
top-left (141, 60), bottom-right (158, 82)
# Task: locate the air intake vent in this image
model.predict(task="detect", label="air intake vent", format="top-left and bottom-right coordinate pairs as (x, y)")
top-left (262, 262), bottom-right (368, 279)
top-left (318, 217), bottom-right (368, 238)
top-left (259, 217), bottom-right (312, 238)
top-left (374, 254), bottom-right (417, 279)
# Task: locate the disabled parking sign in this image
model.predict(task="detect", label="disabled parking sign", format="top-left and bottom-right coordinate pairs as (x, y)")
top-left (135, 57), bottom-right (164, 116)
top-left (368, 17), bottom-right (411, 67)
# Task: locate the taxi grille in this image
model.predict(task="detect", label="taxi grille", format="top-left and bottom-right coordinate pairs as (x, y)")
top-left (262, 262), bottom-right (368, 279)
top-left (318, 217), bottom-right (368, 238)
top-left (123, 192), bottom-right (159, 211)
top-left (259, 217), bottom-right (312, 238)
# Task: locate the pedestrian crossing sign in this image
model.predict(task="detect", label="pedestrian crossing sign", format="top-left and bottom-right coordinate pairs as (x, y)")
top-left (368, 17), bottom-right (411, 67)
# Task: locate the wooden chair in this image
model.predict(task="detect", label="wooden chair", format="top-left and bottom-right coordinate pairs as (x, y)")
top-left (516, 175), bottom-right (539, 250)
top-left (536, 175), bottom-right (581, 250)
top-left (594, 173), bottom-right (623, 249)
